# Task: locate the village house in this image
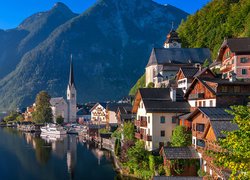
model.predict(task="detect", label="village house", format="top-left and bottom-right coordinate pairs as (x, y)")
top-left (176, 66), bottom-right (215, 93)
top-left (50, 97), bottom-right (68, 123)
top-left (116, 105), bottom-right (134, 126)
top-left (23, 104), bottom-right (35, 122)
top-left (185, 107), bottom-right (238, 179)
top-left (184, 76), bottom-right (250, 112)
top-left (145, 28), bottom-right (211, 88)
top-left (132, 88), bottom-right (190, 151)
top-left (216, 37), bottom-right (250, 80)
top-left (90, 103), bottom-right (107, 125)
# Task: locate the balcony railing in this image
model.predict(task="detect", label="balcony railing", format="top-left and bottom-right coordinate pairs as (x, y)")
top-left (143, 134), bottom-right (152, 141)
top-left (135, 132), bottom-right (142, 139)
top-left (189, 93), bottom-right (204, 100)
top-left (220, 64), bottom-right (232, 72)
top-left (134, 120), bottom-right (147, 127)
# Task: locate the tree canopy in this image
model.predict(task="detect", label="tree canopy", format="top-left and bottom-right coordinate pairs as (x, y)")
top-left (215, 106), bottom-right (250, 179)
top-left (171, 126), bottom-right (191, 147)
top-left (32, 91), bottom-right (53, 124)
top-left (129, 74), bottom-right (145, 96)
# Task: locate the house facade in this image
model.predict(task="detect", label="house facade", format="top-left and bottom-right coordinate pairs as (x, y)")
top-left (185, 107), bottom-right (237, 179)
top-left (217, 37), bottom-right (250, 79)
top-left (90, 103), bottom-right (107, 124)
top-left (50, 97), bottom-right (68, 123)
top-left (132, 88), bottom-right (190, 151)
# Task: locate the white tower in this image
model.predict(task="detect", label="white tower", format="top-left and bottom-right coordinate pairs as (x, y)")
top-left (67, 55), bottom-right (77, 122)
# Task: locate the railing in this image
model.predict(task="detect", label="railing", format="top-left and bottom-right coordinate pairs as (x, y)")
top-left (143, 134), bottom-right (152, 141)
top-left (135, 132), bottom-right (142, 139)
top-left (134, 120), bottom-right (147, 127)
top-left (220, 64), bottom-right (232, 72)
top-left (189, 93), bottom-right (204, 100)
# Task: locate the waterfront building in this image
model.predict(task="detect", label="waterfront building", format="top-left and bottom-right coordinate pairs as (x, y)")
top-left (23, 104), bottom-right (35, 122)
top-left (50, 97), bottom-right (68, 123)
top-left (217, 37), bottom-right (250, 80)
top-left (132, 88), bottom-right (190, 151)
top-left (145, 28), bottom-right (211, 87)
top-left (90, 103), bottom-right (107, 124)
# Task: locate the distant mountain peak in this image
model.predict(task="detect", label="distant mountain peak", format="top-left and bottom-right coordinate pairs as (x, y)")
top-left (52, 2), bottom-right (72, 12)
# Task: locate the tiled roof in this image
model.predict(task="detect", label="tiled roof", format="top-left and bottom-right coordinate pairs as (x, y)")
top-left (50, 97), bottom-right (65, 106)
top-left (210, 120), bottom-right (238, 139)
top-left (198, 107), bottom-right (234, 121)
top-left (139, 88), bottom-right (190, 113)
top-left (180, 67), bottom-right (199, 78)
top-left (162, 146), bottom-right (200, 159)
top-left (147, 48), bottom-right (211, 67)
top-left (222, 37), bottom-right (250, 53)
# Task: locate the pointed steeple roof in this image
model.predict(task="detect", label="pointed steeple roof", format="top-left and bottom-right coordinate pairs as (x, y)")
top-left (69, 54), bottom-right (75, 87)
top-left (165, 28), bottom-right (181, 44)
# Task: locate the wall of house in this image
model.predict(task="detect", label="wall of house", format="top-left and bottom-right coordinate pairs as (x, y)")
top-left (108, 111), bottom-right (118, 124)
top-left (216, 95), bottom-right (249, 107)
top-left (91, 104), bottom-right (106, 124)
top-left (235, 55), bottom-right (250, 79)
top-left (51, 100), bottom-right (68, 123)
top-left (145, 65), bottom-right (158, 86)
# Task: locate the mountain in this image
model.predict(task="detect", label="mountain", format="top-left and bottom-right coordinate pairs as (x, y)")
top-left (0, 2), bottom-right (77, 79)
top-left (177, 0), bottom-right (250, 58)
top-left (0, 0), bottom-right (188, 110)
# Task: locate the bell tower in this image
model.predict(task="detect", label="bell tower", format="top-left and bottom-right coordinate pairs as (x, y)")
top-left (163, 23), bottom-right (181, 48)
top-left (67, 54), bottom-right (77, 122)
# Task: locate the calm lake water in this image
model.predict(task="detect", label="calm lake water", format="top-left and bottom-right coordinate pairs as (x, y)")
top-left (0, 127), bottom-right (117, 180)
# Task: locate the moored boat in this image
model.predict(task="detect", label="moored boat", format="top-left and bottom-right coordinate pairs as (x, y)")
top-left (40, 124), bottom-right (67, 135)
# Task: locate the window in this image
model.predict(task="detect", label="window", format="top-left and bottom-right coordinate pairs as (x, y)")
top-left (197, 139), bottom-right (205, 147)
top-left (203, 101), bottom-right (206, 107)
top-left (240, 57), bottom-right (248, 63)
top-left (160, 116), bottom-right (165, 123)
top-left (221, 86), bottom-right (228, 93)
top-left (148, 116), bottom-right (150, 124)
top-left (242, 69), bottom-right (247, 75)
top-left (210, 100), bottom-right (213, 107)
top-left (172, 117), bottom-right (177, 124)
top-left (160, 130), bottom-right (165, 137)
top-left (196, 123), bottom-right (205, 132)
top-left (199, 101), bottom-right (202, 107)
top-left (195, 101), bottom-right (197, 107)
top-left (234, 86), bottom-right (240, 93)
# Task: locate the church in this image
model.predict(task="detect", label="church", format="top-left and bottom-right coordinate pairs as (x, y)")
top-left (50, 56), bottom-right (77, 123)
top-left (145, 28), bottom-right (211, 88)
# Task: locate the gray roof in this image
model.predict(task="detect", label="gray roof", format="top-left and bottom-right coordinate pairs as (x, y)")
top-left (180, 67), bottom-right (199, 78)
top-left (138, 88), bottom-right (190, 113)
top-left (222, 37), bottom-right (250, 53)
top-left (50, 97), bottom-right (65, 106)
top-left (210, 120), bottom-right (238, 139)
top-left (147, 48), bottom-right (211, 67)
top-left (198, 107), bottom-right (233, 121)
top-left (162, 146), bottom-right (200, 159)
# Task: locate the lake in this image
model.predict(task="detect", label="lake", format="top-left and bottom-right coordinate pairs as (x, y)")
top-left (0, 127), bottom-right (117, 180)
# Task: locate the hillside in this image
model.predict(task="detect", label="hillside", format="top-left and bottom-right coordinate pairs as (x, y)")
top-left (0, 0), bottom-right (188, 110)
top-left (177, 0), bottom-right (250, 58)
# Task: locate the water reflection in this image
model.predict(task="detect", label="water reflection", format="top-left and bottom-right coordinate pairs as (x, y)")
top-left (0, 127), bottom-right (116, 180)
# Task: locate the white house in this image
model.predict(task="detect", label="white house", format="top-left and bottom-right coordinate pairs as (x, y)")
top-left (132, 88), bottom-right (190, 151)
top-left (90, 103), bottom-right (107, 125)
top-left (50, 97), bottom-right (68, 123)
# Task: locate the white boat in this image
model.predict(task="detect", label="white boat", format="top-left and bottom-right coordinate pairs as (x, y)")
top-left (40, 124), bottom-right (67, 135)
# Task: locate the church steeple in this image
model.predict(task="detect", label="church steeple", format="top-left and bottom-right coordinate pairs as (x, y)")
top-left (69, 54), bottom-right (75, 87)
top-left (163, 24), bottom-right (181, 48)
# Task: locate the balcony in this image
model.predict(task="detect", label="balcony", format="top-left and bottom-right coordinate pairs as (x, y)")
top-left (135, 132), bottom-right (142, 139)
top-left (220, 64), bottom-right (232, 72)
top-left (134, 119), bottom-right (147, 127)
top-left (143, 134), bottom-right (152, 141)
top-left (189, 93), bottom-right (204, 100)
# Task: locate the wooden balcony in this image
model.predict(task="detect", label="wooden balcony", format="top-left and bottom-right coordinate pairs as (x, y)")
top-left (134, 120), bottom-right (147, 128)
top-left (220, 64), bottom-right (232, 72)
top-left (189, 93), bottom-right (204, 100)
top-left (143, 134), bottom-right (152, 141)
top-left (135, 132), bottom-right (142, 139)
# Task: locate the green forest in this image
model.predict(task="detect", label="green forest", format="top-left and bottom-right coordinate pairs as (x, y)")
top-left (177, 0), bottom-right (250, 59)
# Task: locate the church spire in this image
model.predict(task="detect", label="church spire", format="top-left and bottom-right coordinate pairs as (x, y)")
top-left (69, 54), bottom-right (75, 87)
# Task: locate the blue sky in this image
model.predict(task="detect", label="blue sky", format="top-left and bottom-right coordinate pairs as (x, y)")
top-left (0, 0), bottom-right (210, 30)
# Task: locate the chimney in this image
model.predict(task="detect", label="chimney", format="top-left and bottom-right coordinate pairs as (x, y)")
top-left (229, 72), bottom-right (237, 82)
top-left (170, 86), bottom-right (177, 102)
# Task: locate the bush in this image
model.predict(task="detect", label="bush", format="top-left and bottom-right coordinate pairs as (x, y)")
top-left (56, 116), bottom-right (64, 125)
top-left (197, 168), bottom-right (206, 177)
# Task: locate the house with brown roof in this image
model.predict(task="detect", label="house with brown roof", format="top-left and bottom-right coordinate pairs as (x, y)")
top-left (132, 88), bottom-right (190, 151)
top-left (176, 66), bottom-right (215, 93)
top-left (185, 107), bottom-right (237, 179)
top-left (217, 37), bottom-right (250, 80)
top-left (184, 77), bottom-right (250, 111)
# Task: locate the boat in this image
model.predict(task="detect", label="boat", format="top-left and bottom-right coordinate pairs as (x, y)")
top-left (67, 124), bottom-right (85, 135)
top-left (40, 124), bottom-right (67, 135)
